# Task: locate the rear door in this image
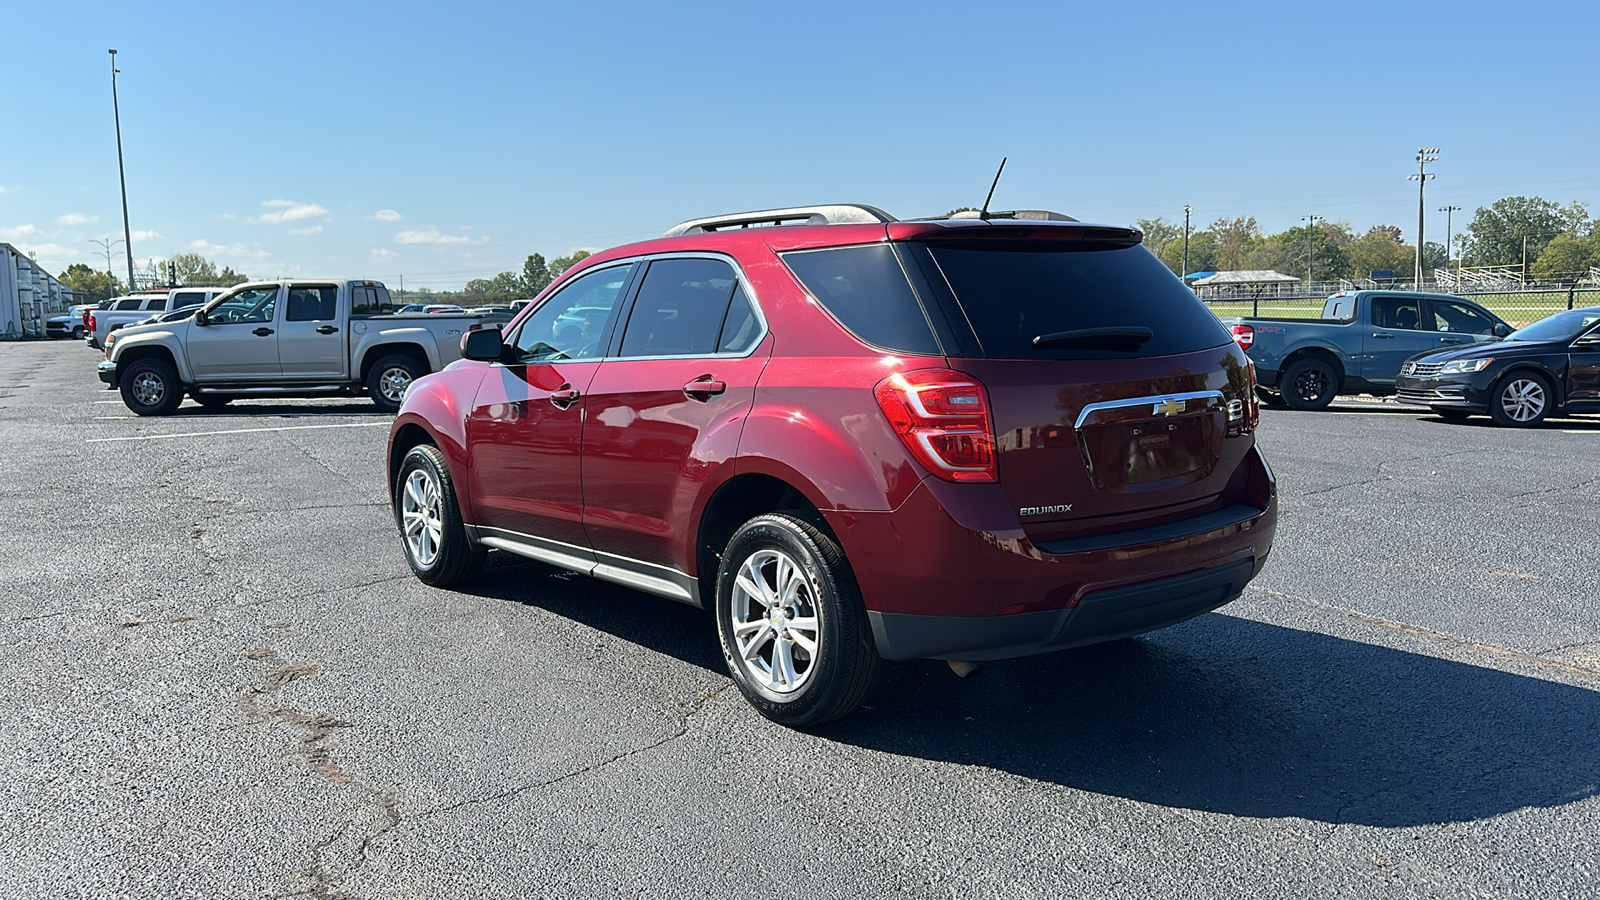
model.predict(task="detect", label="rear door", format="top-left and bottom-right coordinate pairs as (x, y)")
top-left (466, 262), bottom-right (636, 550)
top-left (1361, 295), bottom-right (1437, 383)
top-left (278, 283), bottom-right (346, 378)
top-left (186, 285), bottom-right (283, 379)
top-left (580, 256), bottom-right (770, 577)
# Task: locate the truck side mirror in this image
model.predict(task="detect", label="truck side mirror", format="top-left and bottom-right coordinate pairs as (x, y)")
top-left (462, 328), bottom-right (503, 361)
top-left (194, 309), bottom-right (210, 326)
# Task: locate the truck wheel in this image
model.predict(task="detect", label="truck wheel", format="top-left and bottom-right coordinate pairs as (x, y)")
top-left (715, 512), bottom-right (881, 727)
top-left (1490, 372), bottom-right (1552, 427)
top-left (72, 326), bottom-right (85, 340)
top-left (119, 358), bottom-right (183, 416)
top-left (1280, 358), bottom-right (1336, 410)
top-left (394, 444), bottom-right (485, 586)
top-left (368, 354), bottom-right (424, 412)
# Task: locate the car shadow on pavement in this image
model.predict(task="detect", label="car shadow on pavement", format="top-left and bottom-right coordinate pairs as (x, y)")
top-left (459, 554), bottom-right (1600, 827)
top-left (1416, 415), bottom-right (1600, 431)
top-left (164, 401), bottom-right (389, 418)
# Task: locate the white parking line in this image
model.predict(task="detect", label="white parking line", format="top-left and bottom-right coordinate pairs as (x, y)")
top-left (86, 422), bottom-right (391, 443)
top-left (94, 416), bottom-right (134, 419)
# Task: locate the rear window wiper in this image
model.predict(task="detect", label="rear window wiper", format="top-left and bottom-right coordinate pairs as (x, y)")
top-left (1032, 326), bottom-right (1153, 352)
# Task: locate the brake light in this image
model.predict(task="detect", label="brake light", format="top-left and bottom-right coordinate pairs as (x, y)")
top-left (88, 313), bottom-right (97, 331)
top-left (1246, 360), bottom-right (1260, 429)
top-left (1231, 324), bottom-right (1254, 349)
top-left (874, 368), bottom-right (997, 483)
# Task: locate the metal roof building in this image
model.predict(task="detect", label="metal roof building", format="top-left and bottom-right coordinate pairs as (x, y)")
top-left (1, 245), bottom-right (75, 340)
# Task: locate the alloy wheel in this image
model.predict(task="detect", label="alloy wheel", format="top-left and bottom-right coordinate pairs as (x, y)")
top-left (1499, 378), bottom-right (1546, 423)
top-left (729, 548), bottom-right (821, 694)
top-left (380, 366), bottom-right (413, 403)
top-left (400, 468), bottom-right (444, 567)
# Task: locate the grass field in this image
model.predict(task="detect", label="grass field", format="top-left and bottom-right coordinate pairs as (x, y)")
top-left (1204, 290), bottom-right (1600, 327)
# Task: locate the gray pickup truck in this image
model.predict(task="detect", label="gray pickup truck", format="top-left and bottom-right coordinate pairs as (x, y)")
top-left (1221, 290), bottom-right (1511, 409)
top-left (98, 279), bottom-right (488, 415)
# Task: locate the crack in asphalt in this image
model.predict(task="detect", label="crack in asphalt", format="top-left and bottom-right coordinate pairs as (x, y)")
top-left (239, 660), bottom-right (354, 784)
top-left (1245, 585), bottom-right (1600, 683)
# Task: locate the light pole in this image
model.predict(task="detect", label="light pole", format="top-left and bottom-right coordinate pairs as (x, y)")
top-left (109, 50), bottom-right (136, 291)
top-left (1439, 205), bottom-right (1461, 273)
top-left (1408, 147), bottom-right (1438, 287)
top-left (1181, 204), bottom-right (1192, 279)
top-left (89, 237), bottom-right (124, 296)
top-left (1301, 214), bottom-right (1322, 286)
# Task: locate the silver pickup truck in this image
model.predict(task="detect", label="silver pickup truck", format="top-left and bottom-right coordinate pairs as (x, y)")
top-left (98, 279), bottom-right (489, 415)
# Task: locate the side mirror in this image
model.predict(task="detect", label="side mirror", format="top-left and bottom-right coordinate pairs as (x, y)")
top-left (194, 310), bottom-right (210, 326)
top-left (1493, 323), bottom-right (1512, 338)
top-left (461, 328), bottom-right (504, 362)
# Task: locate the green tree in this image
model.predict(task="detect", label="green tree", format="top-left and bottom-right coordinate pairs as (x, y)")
top-left (216, 266), bottom-right (250, 287)
top-left (521, 253), bottom-right (551, 296)
top-left (1462, 197), bottom-right (1566, 268)
top-left (1529, 232), bottom-right (1600, 279)
top-left (1345, 230), bottom-right (1416, 281)
top-left (170, 253), bottom-right (220, 285)
top-left (1156, 229), bottom-right (1215, 276)
top-left (549, 250), bottom-right (592, 279)
top-left (57, 263), bottom-right (123, 304)
top-left (1134, 218), bottom-right (1182, 261)
top-left (1209, 217), bottom-right (1259, 271)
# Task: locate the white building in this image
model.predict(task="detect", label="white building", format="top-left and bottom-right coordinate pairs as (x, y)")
top-left (0, 244), bottom-right (75, 340)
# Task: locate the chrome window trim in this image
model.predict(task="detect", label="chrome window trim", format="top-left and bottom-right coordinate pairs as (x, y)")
top-left (605, 251), bottom-right (770, 362)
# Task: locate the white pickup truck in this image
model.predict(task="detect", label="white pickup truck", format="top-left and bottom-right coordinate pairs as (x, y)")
top-left (87, 287), bottom-right (229, 348)
top-left (98, 279), bottom-right (490, 415)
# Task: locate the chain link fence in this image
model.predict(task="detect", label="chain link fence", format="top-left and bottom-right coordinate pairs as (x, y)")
top-left (1201, 269), bottom-right (1600, 327)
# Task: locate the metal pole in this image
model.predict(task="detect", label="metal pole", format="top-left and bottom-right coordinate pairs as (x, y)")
top-left (89, 238), bottom-right (123, 296)
top-left (1409, 148), bottom-right (1438, 288)
top-left (1301, 215), bottom-right (1321, 287)
top-left (1439, 205), bottom-right (1460, 271)
top-left (1181, 205), bottom-right (1191, 279)
top-left (110, 50), bottom-right (136, 291)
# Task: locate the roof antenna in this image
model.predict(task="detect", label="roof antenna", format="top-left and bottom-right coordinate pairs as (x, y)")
top-left (979, 157), bottom-right (1007, 220)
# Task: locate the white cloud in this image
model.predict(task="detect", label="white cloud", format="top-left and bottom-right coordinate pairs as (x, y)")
top-left (16, 242), bottom-right (71, 263)
top-left (189, 238), bottom-right (273, 260)
top-left (290, 225), bottom-right (324, 235)
top-left (56, 213), bottom-right (99, 226)
top-left (394, 229), bottom-right (487, 245)
top-left (373, 209), bottom-right (403, 222)
top-left (130, 230), bottom-right (162, 242)
top-left (255, 200), bottom-right (329, 224)
top-left (371, 248), bottom-right (398, 259)
top-left (1, 224), bottom-right (41, 239)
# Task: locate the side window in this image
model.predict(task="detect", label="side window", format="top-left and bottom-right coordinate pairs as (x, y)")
top-left (783, 244), bottom-right (941, 355)
top-left (206, 287), bottom-right (278, 325)
top-left (286, 285), bottom-right (339, 321)
top-left (619, 258), bottom-right (740, 357)
top-left (145, 298), bottom-right (167, 311)
top-left (718, 283), bottom-right (760, 353)
top-left (351, 285), bottom-right (394, 316)
top-left (115, 298), bottom-right (142, 310)
top-left (506, 264), bottom-right (632, 364)
top-left (1372, 297), bottom-right (1425, 331)
top-left (1431, 300), bottom-right (1496, 335)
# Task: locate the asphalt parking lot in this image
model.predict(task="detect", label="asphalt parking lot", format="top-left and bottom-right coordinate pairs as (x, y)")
top-left (2, 340), bottom-right (1597, 899)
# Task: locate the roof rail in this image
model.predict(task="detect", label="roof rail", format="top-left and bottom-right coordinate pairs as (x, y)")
top-left (946, 209), bottom-right (1078, 222)
top-left (663, 204), bottom-right (897, 237)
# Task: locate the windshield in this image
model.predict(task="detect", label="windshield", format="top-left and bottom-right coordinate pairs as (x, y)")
top-left (1507, 308), bottom-right (1600, 343)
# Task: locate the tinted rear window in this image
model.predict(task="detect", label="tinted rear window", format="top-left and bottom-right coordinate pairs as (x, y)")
top-left (925, 245), bottom-right (1232, 359)
top-left (781, 245), bottom-right (940, 355)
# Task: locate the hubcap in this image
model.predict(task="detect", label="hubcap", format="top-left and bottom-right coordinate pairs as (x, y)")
top-left (380, 367), bottom-right (413, 403)
top-left (729, 548), bottom-right (821, 695)
top-left (400, 469), bottom-right (444, 567)
top-left (1294, 367), bottom-right (1327, 402)
top-left (131, 371), bottom-right (165, 406)
top-left (1500, 378), bottom-right (1546, 422)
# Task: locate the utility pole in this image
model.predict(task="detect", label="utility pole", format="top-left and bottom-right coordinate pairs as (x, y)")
top-left (1181, 205), bottom-right (1192, 279)
top-left (1522, 235), bottom-right (1529, 284)
top-left (1439, 205), bottom-right (1461, 272)
top-left (1301, 214), bottom-right (1322, 286)
top-left (89, 237), bottom-right (124, 295)
top-left (1408, 148), bottom-right (1439, 288)
top-left (109, 50), bottom-right (136, 292)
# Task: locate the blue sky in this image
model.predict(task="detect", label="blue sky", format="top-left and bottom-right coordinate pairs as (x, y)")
top-left (3, 0), bottom-right (1597, 290)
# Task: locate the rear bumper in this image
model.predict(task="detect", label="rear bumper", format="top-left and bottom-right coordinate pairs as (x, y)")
top-left (869, 557), bottom-right (1261, 661)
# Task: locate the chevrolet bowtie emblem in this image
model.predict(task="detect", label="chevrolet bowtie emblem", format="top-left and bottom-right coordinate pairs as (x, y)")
top-left (1153, 397), bottom-right (1184, 417)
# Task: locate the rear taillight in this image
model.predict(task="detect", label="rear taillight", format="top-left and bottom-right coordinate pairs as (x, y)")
top-left (1230, 324), bottom-right (1254, 349)
top-left (1246, 360), bottom-right (1260, 429)
top-left (874, 368), bottom-right (997, 483)
top-left (88, 313), bottom-right (97, 331)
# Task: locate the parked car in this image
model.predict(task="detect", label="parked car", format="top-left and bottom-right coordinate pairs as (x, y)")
top-left (1395, 306), bottom-right (1600, 426)
top-left (45, 304), bottom-right (97, 340)
top-left (1221, 290), bottom-right (1510, 409)
top-left (97, 279), bottom-right (490, 415)
top-left (386, 203), bottom-right (1278, 725)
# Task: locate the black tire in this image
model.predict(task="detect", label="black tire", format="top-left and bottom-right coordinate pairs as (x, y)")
top-left (367, 353), bottom-right (425, 412)
top-left (393, 444), bottom-right (485, 586)
top-left (1490, 371), bottom-right (1553, 428)
top-left (1280, 357), bottom-right (1337, 410)
top-left (194, 394), bottom-right (234, 409)
top-left (1430, 407), bottom-right (1471, 422)
top-left (72, 326), bottom-right (85, 340)
top-left (1255, 387), bottom-right (1288, 408)
top-left (715, 512), bottom-right (881, 727)
top-left (119, 357), bottom-right (183, 416)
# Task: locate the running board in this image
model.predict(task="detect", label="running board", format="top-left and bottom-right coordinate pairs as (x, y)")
top-left (469, 526), bottom-right (700, 607)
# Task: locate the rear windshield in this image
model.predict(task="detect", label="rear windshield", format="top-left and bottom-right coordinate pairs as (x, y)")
top-left (925, 245), bottom-right (1232, 359)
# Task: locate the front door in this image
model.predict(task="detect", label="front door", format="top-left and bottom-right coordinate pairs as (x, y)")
top-left (186, 285), bottom-right (282, 379)
top-left (1362, 295), bottom-right (1437, 384)
top-left (581, 258), bottom-right (770, 576)
top-left (1428, 298), bottom-right (1504, 350)
top-left (1568, 320), bottom-right (1600, 403)
top-left (465, 262), bottom-right (636, 552)
top-left (278, 283), bottom-right (346, 378)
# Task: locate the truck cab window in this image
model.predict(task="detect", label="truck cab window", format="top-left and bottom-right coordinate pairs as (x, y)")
top-left (207, 287), bottom-right (278, 325)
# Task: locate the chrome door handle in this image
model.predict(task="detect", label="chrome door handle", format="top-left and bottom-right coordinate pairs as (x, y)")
top-left (253, 327), bottom-right (275, 337)
top-left (683, 378), bottom-right (727, 400)
top-left (1440, 338), bottom-right (1467, 344)
top-left (549, 387), bottom-right (581, 409)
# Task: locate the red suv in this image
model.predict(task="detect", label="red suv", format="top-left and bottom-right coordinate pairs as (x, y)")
top-left (388, 204), bottom-right (1277, 725)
